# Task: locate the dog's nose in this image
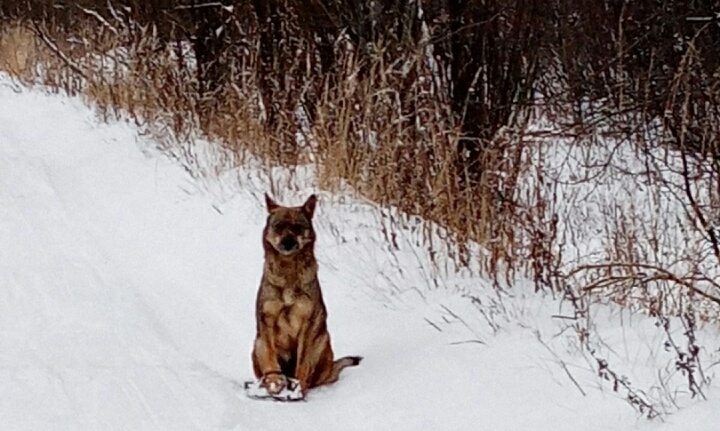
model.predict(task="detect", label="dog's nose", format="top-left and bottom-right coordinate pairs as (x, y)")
top-left (280, 236), bottom-right (297, 251)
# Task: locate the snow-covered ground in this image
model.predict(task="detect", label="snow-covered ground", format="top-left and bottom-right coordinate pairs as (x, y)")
top-left (0, 74), bottom-right (717, 430)
top-left (517, 124), bottom-right (720, 317)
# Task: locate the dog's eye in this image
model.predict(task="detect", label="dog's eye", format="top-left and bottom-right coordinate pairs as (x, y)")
top-left (273, 222), bottom-right (288, 231)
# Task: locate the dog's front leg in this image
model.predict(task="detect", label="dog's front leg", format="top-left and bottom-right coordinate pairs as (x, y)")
top-left (253, 334), bottom-right (288, 395)
top-left (253, 332), bottom-right (287, 394)
top-left (294, 322), bottom-right (312, 395)
top-left (293, 301), bottom-right (318, 395)
top-left (254, 300), bottom-right (287, 395)
top-left (294, 319), bottom-right (330, 395)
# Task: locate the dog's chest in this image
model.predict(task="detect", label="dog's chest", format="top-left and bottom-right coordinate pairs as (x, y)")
top-left (278, 288), bottom-right (312, 322)
top-left (262, 287), bottom-right (313, 337)
top-left (275, 290), bottom-right (312, 352)
top-left (281, 288), bottom-right (297, 307)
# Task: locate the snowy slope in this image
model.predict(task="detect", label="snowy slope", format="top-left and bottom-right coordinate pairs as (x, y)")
top-left (0, 75), bottom-right (716, 431)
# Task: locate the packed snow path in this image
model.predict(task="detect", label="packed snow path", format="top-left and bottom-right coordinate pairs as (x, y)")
top-left (0, 76), bottom-right (715, 430)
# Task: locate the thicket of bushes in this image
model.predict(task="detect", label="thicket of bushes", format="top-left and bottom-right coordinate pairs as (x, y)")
top-left (3, 1), bottom-right (718, 247)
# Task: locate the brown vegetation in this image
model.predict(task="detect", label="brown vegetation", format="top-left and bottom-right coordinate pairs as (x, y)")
top-left (1, 1), bottom-right (719, 415)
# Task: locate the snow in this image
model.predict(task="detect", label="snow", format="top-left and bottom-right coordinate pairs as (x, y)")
top-left (518, 119), bottom-right (720, 315)
top-left (0, 73), bottom-right (718, 430)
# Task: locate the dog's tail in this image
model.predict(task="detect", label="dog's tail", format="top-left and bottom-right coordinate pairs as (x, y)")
top-left (325, 356), bottom-right (362, 385)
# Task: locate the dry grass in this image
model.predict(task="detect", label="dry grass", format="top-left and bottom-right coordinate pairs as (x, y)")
top-left (0, 25), bottom-right (37, 80)
top-left (0, 19), bottom-right (535, 284)
top-left (1, 17), bottom-right (718, 321)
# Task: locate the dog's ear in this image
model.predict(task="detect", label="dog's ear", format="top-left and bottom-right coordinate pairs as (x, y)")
top-left (302, 194), bottom-right (318, 218)
top-left (265, 193), bottom-right (279, 212)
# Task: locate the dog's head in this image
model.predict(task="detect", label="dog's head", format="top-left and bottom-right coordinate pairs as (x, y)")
top-left (263, 193), bottom-right (317, 256)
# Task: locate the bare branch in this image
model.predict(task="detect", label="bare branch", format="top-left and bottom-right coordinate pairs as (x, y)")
top-left (30, 21), bottom-right (88, 81)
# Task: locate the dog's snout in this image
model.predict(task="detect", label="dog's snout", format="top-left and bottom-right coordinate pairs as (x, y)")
top-left (280, 236), bottom-right (297, 251)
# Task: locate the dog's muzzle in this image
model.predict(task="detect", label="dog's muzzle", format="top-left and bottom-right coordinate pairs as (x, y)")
top-left (279, 236), bottom-right (298, 254)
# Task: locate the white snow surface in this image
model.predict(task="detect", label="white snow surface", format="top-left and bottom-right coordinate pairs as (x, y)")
top-left (0, 74), bottom-right (717, 430)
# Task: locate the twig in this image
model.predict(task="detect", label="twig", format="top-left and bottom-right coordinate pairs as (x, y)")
top-left (568, 262), bottom-right (720, 306)
top-left (171, 2), bottom-right (227, 10)
top-left (449, 339), bottom-right (486, 346)
top-left (535, 330), bottom-right (587, 397)
top-left (424, 317), bottom-right (442, 332)
top-left (79, 6), bottom-right (119, 35)
top-left (30, 21), bottom-right (88, 80)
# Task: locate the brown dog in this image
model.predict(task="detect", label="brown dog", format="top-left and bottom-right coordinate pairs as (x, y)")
top-left (251, 193), bottom-right (361, 398)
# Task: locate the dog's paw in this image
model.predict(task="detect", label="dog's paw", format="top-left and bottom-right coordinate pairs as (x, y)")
top-left (262, 373), bottom-right (287, 395)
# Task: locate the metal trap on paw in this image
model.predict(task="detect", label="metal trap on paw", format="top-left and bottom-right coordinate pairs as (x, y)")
top-left (243, 377), bottom-right (304, 402)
